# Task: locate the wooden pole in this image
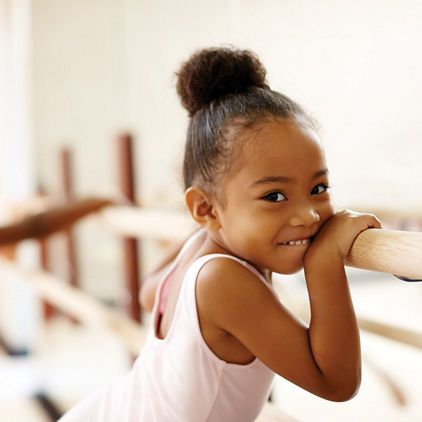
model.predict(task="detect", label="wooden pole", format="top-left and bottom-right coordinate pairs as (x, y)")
top-left (60, 148), bottom-right (79, 288)
top-left (37, 186), bottom-right (55, 320)
top-left (117, 134), bottom-right (142, 323)
top-left (346, 229), bottom-right (422, 280)
top-left (39, 236), bottom-right (55, 320)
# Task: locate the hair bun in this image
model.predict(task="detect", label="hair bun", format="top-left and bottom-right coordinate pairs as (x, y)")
top-left (176, 47), bottom-right (268, 116)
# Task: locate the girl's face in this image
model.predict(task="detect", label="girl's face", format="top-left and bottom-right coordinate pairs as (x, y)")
top-left (212, 118), bottom-right (334, 274)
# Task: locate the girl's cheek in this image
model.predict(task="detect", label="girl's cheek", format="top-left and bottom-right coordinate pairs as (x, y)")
top-left (320, 203), bottom-right (335, 224)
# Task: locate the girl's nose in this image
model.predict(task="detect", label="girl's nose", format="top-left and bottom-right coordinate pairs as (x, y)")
top-left (288, 207), bottom-right (320, 227)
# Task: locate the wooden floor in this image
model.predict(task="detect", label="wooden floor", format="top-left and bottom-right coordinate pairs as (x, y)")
top-left (1, 270), bottom-right (421, 421)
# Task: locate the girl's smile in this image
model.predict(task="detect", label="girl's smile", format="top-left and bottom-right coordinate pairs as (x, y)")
top-left (279, 238), bottom-right (310, 246)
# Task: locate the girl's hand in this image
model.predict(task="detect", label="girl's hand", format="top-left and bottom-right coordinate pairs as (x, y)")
top-left (305, 210), bottom-right (382, 263)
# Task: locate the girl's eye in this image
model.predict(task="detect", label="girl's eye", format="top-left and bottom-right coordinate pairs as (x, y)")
top-left (262, 192), bottom-right (286, 202)
top-left (311, 183), bottom-right (330, 195)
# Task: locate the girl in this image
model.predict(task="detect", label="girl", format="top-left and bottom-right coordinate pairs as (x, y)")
top-left (60, 47), bottom-right (381, 421)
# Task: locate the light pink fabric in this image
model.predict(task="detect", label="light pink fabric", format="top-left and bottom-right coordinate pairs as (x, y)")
top-left (158, 267), bottom-right (175, 318)
top-left (59, 235), bottom-right (274, 422)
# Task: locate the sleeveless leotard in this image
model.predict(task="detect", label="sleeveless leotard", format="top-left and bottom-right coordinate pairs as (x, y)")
top-left (59, 232), bottom-right (275, 421)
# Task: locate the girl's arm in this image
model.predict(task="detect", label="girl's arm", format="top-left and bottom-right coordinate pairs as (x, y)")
top-left (0, 198), bottom-right (112, 245)
top-left (302, 211), bottom-right (381, 399)
top-left (196, 211), bottom-right (380, 401)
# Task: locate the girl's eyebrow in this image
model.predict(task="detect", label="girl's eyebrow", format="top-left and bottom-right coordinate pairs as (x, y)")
top-left (313, 168), bottom-right (329, 180)
top-left (250, 168), bottom-right (329, 187)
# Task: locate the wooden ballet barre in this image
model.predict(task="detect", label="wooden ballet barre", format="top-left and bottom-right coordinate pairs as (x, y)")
top-left (346, 229), bottom-right (422, 280)
top-left (99, 206), bottom-right (198, 242)
top-left (101, 207), bottom-right (422, 280)
top-left (0, 257), bottom-right (147, 356)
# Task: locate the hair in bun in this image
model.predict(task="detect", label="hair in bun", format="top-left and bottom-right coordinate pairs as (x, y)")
top-left (176, 47), bottom-right (268, 117)
top-left (178, 46), bottom-right (313, 195)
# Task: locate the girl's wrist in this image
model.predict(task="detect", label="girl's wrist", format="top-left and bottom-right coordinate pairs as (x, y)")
top-left (304, 241), bottom-right (344, 269)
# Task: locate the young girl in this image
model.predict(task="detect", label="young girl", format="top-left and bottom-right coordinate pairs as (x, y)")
top-left (60, 47), bottom-right (381, 421)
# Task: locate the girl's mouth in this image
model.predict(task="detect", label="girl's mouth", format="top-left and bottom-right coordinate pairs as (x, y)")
top-left (279, 238), bottom-right (309, 246)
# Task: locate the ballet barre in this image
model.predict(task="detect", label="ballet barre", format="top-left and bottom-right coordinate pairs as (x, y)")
top-left (347, 229), bottom-right (422, 281)
top-left (100, 206), bottom-right (422, 281)
top-left (99, 206), bottom-right (197, 242)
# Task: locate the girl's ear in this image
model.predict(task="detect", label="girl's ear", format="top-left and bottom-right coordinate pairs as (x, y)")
top-left (185, 187), bottom-right (221, 231)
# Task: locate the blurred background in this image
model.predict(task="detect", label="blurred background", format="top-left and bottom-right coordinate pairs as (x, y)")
top-left (1, 0), bottom-right (421, 421)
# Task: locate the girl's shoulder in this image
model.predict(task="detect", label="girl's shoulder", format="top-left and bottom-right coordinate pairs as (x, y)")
top-left (196, 254), bottom-right (269, 288)
top-left (194, 255), bottom-right (278, 327)
top-left (181, 231), bottom-right (278, 324)
top-left (192, 254), bottom-right (279, 364)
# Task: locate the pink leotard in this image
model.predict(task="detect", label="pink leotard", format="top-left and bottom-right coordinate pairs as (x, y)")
top-left (59, 232), bottom-right (275, 421)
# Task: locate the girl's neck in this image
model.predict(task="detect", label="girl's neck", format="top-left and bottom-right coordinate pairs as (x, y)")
top-left (201, 230), bottom-right (271, 281)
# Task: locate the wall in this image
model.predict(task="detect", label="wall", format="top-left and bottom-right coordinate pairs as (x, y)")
top-left (0, 0), bottom-right (33, 201)
top-left (30, 0), bottom-right (422, 298)
top-left (32, 0), bottom-right (422, 211)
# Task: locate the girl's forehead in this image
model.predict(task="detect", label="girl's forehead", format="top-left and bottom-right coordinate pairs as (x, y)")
top-left (241, 119), bottom-right (324, 164)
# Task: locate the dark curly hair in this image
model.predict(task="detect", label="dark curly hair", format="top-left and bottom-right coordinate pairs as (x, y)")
top-left (176, 46), bottom-right (314, 195)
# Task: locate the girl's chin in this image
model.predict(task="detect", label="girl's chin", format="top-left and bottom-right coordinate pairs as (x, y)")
top-left (281, 267), bottom-right (304, 275)
top-left (272, 261), bottom-right (304, 275)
